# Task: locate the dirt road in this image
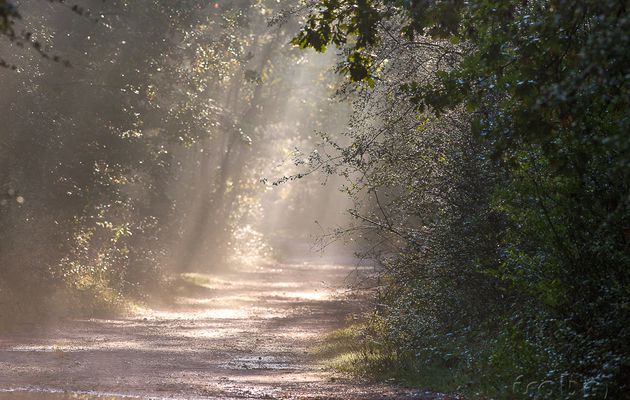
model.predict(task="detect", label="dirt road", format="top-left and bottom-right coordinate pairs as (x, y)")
top-left (0, 263), bottom-right (440, 399)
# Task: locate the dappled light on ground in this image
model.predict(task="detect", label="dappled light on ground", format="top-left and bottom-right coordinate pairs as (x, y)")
top-left (0, 263), bottom-right (429, 400)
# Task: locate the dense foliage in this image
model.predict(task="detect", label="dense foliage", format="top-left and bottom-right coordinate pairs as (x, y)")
top-left (1, 0), bottom-right (628, 398)
top-left (0, 0), bottom-right (344, 327)
top-left (294, 0), bottom-right (630, 398)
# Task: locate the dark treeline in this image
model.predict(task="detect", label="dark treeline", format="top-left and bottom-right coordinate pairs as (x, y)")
top-left (290, 0), bottom-right (630, 399)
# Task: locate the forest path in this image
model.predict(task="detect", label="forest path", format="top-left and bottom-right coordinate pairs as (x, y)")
top-left (0, 263), bottom-right (439, 399)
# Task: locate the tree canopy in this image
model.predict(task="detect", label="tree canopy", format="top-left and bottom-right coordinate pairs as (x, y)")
top-left (291, 0), bottom-right (630, 397)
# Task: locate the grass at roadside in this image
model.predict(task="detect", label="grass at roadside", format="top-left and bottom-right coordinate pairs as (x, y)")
top-left (313, 320), bottom-right (525, 400)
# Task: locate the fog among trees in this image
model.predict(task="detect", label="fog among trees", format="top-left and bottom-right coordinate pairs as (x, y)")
top-left (0, 1), bottom-right (628, 399)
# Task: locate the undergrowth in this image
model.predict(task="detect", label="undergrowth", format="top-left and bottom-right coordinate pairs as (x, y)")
top-left (0, 276), bottom-right (127, 332)
top-left (314, 317), bottom-right (547, 400)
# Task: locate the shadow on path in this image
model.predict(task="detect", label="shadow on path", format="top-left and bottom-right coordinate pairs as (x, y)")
top-left (0, 263), bottom-right (443, 400)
